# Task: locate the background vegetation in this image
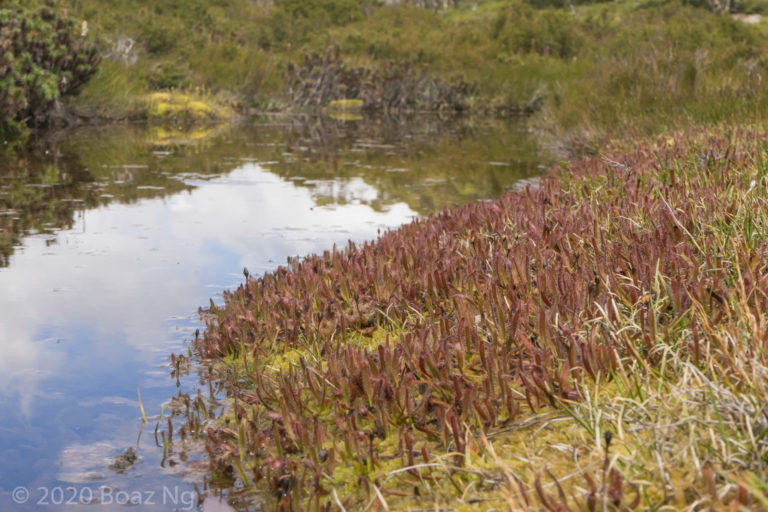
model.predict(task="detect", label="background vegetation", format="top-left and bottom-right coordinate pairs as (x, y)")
top-left (13, 0), bottom-right (767, 150)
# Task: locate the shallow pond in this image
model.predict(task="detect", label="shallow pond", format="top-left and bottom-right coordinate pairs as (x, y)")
top-left (0, 115), bottom-right (546, 510)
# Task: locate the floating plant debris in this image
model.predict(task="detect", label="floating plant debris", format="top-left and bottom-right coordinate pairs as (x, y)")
top-left (108, 447), bottom-right (138, 473)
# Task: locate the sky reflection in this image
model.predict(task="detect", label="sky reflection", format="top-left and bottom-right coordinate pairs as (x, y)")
top-left (0, 117), bottom-right (543, 510)
top-left (0, 162), bottom-right (415, 503)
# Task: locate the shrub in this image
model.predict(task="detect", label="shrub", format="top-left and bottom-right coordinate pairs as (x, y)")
top-left (0, 0), bottom-right (99, 138)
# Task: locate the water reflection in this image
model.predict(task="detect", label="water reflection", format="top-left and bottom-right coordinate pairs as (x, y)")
top-left (2, 115), bottom-right (543, 268)
top-left (0, 115), bottom-right (545, 510)
top-left (263, 114), bottom-right (542, 212)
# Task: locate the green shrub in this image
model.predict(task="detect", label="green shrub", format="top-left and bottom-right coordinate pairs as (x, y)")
top-left (0, 0), bottom-right (99, 139)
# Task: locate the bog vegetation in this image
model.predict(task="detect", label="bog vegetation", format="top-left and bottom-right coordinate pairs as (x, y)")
top-left (7, 0), bottom-right (768, 509)
top-left (165, 125), bottom-right (768, 510)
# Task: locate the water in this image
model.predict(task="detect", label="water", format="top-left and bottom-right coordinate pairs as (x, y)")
top-left (0, 115), bottom-right (545, 510)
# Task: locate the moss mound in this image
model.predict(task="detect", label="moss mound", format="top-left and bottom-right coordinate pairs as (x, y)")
top-left (146, 90), bottom-right (234, 123)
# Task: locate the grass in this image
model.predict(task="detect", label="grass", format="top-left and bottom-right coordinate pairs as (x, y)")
top-left (167, 123), bottom-right (768, 510)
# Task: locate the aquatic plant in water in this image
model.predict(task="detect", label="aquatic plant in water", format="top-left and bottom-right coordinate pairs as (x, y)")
top-left (177, 124), bottom-right (768, 510)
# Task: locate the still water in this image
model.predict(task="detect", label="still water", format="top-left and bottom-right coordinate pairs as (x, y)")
top-left (0, 115), bottom-right (545, 510)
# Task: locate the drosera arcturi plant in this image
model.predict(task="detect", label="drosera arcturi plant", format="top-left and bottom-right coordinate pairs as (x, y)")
top-left (170, 124), bottom-right (768, 510)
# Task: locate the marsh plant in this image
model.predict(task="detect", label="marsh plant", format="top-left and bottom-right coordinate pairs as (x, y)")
top-left (165, 124), bottom-right (768, 510)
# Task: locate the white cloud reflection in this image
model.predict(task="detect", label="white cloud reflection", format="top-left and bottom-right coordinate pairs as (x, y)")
top-left (0, 163), bottom-right (415, 418)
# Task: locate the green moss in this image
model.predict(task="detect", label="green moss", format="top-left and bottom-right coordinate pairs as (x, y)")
top-left (327, 98), bottom-right (363, 109)
top-left (146, 91), bottom-right (233, 122)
